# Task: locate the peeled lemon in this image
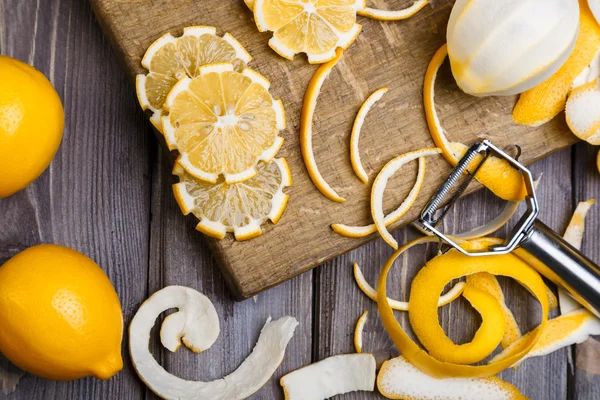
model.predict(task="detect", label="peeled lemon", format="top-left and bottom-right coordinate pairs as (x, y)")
top-left (0, 244), bottom-right (123, 381)
top-left (447, 0), bottom-right (580, 96)
top-left (0, 56), bottom-right (64, 198)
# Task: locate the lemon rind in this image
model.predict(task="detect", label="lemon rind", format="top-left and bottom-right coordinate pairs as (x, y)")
top-left (370, 148), bottom-right (441, 250)
top-left (357, 0), bottom-right (429, 21)
top-left (350, 87), bottom-right (388, 184)
top-left (354, 310), bottom-right (368, 353)
top-left (332, 156), bottom-right (426, 238)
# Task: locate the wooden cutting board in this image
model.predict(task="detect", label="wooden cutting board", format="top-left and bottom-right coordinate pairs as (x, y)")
top-left (91, 0), bottom-right (576, 299)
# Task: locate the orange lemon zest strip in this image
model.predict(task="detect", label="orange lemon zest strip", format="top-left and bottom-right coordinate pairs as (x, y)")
top-left (332, 157), bottom-right (426, 238)
top-left (354, 310), bottom-right (368, 353)
top-left (300, 48), bottom-right (346, 202)
top-left (350, 87), bottom-right (388, 184)
top-left (423, 44), bottom-right (526, 201)
top-left (371, 148), bottom-right (442, 249)
top-left (466, 273), bottom-right (522, 349)
top-left (513, 0), bottom-right (600, 127)
top-left (353, 262), bottom-right (465, 311)
top-left (377, 237), bottom-right (549, 379)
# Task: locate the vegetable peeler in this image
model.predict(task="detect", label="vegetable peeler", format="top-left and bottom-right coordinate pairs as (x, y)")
top-left (418, 140), bottom-right (600, 317)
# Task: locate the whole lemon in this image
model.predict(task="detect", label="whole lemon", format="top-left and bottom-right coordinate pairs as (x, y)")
top-left (0, 56), bottom-right (64, 198)
top-left (0, 244), bottom-right (123, 381)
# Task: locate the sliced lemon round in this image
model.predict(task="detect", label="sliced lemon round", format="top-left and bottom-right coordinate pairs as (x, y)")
top-left (172, 158), bottom-right (291, 241)
top-left (253, 0), bottom-right (364, 63)
top-left (136, 26), bottom-right (252, 131)
top-left (163, 63), bottom-right (286, 183)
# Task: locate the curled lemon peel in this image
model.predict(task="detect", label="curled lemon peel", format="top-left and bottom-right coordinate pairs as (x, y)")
top-left (357, 0), bottom-right (429, 21)
top-left (371, 148), bottom-right (442, 250)
top-left (353, 262), bottom-right (465, 311)
top-left (350, 87), bottom-right (388, 184)
top-left (377, 237), bottom-right (550, 379)
top-left (513, 0), bottom-right (600, 127)
top-left (300, 48), bottom-right (346, 202)
top-left (332, 157), bottom-right (426, 238)
top-left (411, 277), bottom-right (506, 365)
top-left (466, 273), bottom-right (522, 349)
top-left (354, 310), bottom-right (368, 353)
top-left (423, 44), bottom-right (526, 201)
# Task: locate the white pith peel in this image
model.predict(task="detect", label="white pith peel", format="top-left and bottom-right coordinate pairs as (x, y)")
top-left (447, 0), bottom-right (580, 96)
top-left (377, 356), bottom-right (526, 400)
top-left (129, 286), bottom-right (298, 400)
top-left (280, 353), bottom-right (376, 400)
top-left (559, 199), bottom-right (595, 314)
top-left (566, 79), bottom-right (600, 144)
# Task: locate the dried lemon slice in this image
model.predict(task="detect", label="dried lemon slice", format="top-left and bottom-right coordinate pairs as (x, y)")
top-left (136, 26), bottom-right (252, 131)
top-left (172, 158), bottom-right (291, 241)
top-left (253, 0), bottom-right (364, 63)
top-left (163, 63), bottom-right (286, 183)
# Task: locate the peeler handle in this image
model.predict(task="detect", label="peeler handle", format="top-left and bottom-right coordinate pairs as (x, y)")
top-left (516, 220), bottom-right (600, 317)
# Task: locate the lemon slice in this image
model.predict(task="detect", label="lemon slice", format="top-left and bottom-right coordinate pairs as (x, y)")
top-left (163, 63), bottom-right (286, 183)
top-left (350, 87), bottom-right (388, 184)
top-left (254, 0), bottom-right (364, 63)
top-left (172, 158), bottom-right (291, 241)
top-left (354, 310), bottom-right (368, 353)
top-left (136, 27), bottom-right (252, 131)
top-left (358, 0), bottom-right (429, 21)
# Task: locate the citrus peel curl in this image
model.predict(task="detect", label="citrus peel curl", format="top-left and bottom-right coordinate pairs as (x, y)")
top-left (350, 87), bottom-right (388, 184)
top-left (357, 0), bottom-right (429, 21)
top-left (354, 310), bottom-right (368, 353)
top-left (332, 157), bottom-right (426, 238)
top-left (353, 262), bottom-right (465, 311)
top-left (371, 148), bottom-right (441, 249)
top-left (377, 237), bottom-right (550, 379)
top-left (129, 286), bottom-right (298, 400)
top-left (423, 44), bottom-right (526, 201)
top-left (300, 48), bottom-right (346, 202)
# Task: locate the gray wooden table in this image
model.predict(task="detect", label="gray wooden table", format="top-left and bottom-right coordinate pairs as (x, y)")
top-left (1, 1), bottom-right (599, 399)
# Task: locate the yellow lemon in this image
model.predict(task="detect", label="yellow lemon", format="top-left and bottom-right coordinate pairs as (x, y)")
top-left (0, 56), bottom-right (64, 198)
top-left (0, 244), bottom-right (123, 381)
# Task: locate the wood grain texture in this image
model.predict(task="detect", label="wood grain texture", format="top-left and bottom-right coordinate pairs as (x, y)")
top-left (0, 0), bottom-right (152, 398)
top-left (91, 0), bottom-right (578, 298)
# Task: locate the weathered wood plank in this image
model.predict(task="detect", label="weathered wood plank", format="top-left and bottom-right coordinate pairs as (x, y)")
top-left (0, 0), bottom-right (152, 398)
top-left (145, 149), bottom-right (313, 399)
top-left (573, 142), bottom-right (600, 400)
top-left (316, 149), bottom-right (572, 399)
